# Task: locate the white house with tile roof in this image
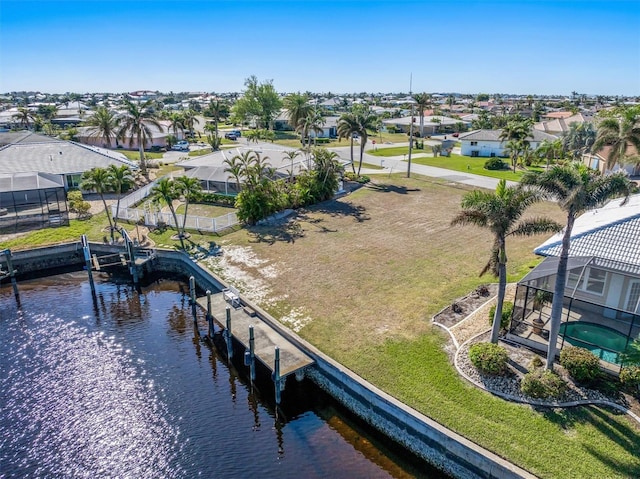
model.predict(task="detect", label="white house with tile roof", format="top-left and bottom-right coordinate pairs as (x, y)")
top-left (507, 194), bottom-right (640, 366)
top-left (458, 129), bottom-right (558, 157)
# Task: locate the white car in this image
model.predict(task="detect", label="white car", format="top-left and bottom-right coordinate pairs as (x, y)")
top-left (172, 140), bottom-right (190, 151)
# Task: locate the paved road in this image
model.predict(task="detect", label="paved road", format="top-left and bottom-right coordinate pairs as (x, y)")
top-left (329, 145), bottom-right (516, 190)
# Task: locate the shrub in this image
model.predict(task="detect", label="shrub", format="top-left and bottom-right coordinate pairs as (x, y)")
top-left (488, 301), bottom-right (513, 330)
top-left (357, 175), bottom-right (371, 184)
top-left (343, 172), bottom-right (358, 181)
top-left (619, 366), bottom-right (640, 397)
top-left (484, 157), bottom-right (508, 170)
top-left (197, 192), bottom-right (236, 207)
top-left (560, 346), bottom-right (600, 384)
top-left (521, 369), bottom-right (567, 399)
top-left (529, 355), bottom-right (544, 370)
top-left (468, 342), bottom-right (509, 375)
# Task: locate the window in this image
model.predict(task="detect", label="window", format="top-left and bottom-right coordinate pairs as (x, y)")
top-left (566, 267), bottom-right (607, 295)
top-left (66, 174), bottom-right (81, 189)
top-left (470, 141), bottom-right (478, 146)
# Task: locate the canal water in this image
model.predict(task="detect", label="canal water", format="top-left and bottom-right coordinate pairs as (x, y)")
top-left (0, 272), bottom-right (448, 478)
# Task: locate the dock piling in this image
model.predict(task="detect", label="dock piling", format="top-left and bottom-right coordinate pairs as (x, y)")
top-left (249, 325), bottom-right (256, 381)
top-left (2, 249), bottom-right (20, 303)
top-left (274, 346), bottom-right (282, 404)
top-left (189, 276), bottom-right (197, 321)
top-left (80, 236), bottom-right (96, 298)
top-left (224, 306), bottom-right (233, 359)
top-left (206, 290), bottom-right (214, 337)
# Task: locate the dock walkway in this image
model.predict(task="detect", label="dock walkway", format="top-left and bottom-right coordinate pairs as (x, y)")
top-left (196, 292), bottom-right (314, 377)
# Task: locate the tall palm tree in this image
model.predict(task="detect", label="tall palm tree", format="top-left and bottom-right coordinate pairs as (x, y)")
top-left (337, 113), bottom-right (359, 174)
top-left (182, 109), bottom-right (199, 137)
top-left (562, 122), bottom-right (596, 160)
top-left (283, 93), bottom-right (312, 141)
top-left (592, 113), bottom-right (640, 171)
top-left (80, 167), bottom-right (115, 240)
top-left (205, 98), bottom-right (229, 140)
top-left (521, 164), bottom-right (633, 369)
top-left (108, 164), bottom-right (135, 232)
top-left (297, 109), bottom-right (325, 147)
top-left (354, 109), bottom-right (379, 176)
top-left (536, 138), bottom-right (564, 169)
top-left (12, 107), bottom-right (35, 130)
top-left (168, 112), bottom-right (186, 137)
top-left (84, 106), bottom-right (120, 148)
top-left (117, 99), bottom-right (163, 176)
top-left (174, 176), bottom-right (202, 239)
top-left (413, 93), bottom-right (431, 137)
top-left (451, 180), bottom-right (561, 343)
top-left (150, 177), bottom-right (183, 249)
top-left (224, 151), bottom-right (253, 193)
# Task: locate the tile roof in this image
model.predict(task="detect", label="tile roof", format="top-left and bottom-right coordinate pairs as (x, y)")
top-left (0, 140), bottom-right (137, 176)
top-left (0, 131), bottom-right (61, 146)
top-left (535, 194), bottom-right (640, 266)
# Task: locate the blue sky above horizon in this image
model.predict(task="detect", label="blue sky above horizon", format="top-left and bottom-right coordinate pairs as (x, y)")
top-left (1, 0), bottom-right (639, 96)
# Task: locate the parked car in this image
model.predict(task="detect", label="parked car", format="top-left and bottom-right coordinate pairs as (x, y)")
top-left (171, 140), bottom-right (190, 151)
top-left (224, 130), bottom-right (242, 140)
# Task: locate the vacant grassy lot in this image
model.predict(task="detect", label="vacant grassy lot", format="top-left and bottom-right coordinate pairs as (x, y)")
top-left (208, 175), bottom-right (640, 479)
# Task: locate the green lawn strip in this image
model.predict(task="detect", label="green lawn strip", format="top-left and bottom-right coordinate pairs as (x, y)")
top-left (119, 150), bottom-right (165, 161)
top-left (1, 215), bottom-right (109, 250)
top-left (368, 146), bottom-right (430, 157)
top-left (175, 203), bottom-right (236, 218)
top-left (188, 148), bottom-right (213, 156)
top-left (412, 154), bottom-right (544, 181)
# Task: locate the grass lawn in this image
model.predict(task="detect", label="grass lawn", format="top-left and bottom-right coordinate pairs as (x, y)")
top-left (120, 150), bottom-right (165, 161)
top-left (1, 214), bottom-right (112, 250)
top-left (207, 175), bottom-right (640, 479)
top-left (367, 149), bottom-right (545, 182)
top-left (188, 148), bottom-right (213, 156)
top-left (175, 203), bottom-right (236, 218)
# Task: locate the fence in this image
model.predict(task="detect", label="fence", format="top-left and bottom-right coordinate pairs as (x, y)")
top-left (111, 175), bottom-right (239, 234)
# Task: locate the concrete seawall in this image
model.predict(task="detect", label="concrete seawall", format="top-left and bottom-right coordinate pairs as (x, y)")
top-left (1, 243), bottom-right (535, 479)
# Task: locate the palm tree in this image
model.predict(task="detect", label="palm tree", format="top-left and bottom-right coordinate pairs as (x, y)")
top-left (150, 177), bottom-right (183, 249)
top-left (354, 109), bottom-right (379, 176)
top-left (80, 167), bottom-right (115, 240)
top-left (413, 93), bottom-right (431, 137)
top-left (297, 109), bottom-right (325, 147)
top-left (205, 98), bottom-right (229, 138)
top-left (536, 138), bottom-right (564, 169)
top-left (451, 180), bottom-right (561, 343)
top-left (521, 164), bottom-right (633, 369)
top-left (108, 164), bottom-right (135, 232)
top-left (84, 106), bottom-right (120, 148)
top-left (224, 151), bottom-right (253, 193)
top-left (12, 107), bottom-right (35, 130)
top-left (283, 93), bottom-right (312, 141)
top-left (182, 109), bottom-right (199, 137)
top-left (168, 112), bottom-right (185, 138)
top-left (562, 122), bottom-right (596, 160)
top-left (117, 99), bottom-right (163, 176)
top-left (283, 150), bottom-right (301, 181)
top-left (174, 176), bottom-right (202, 239)
top-left (592, 112), bottom-right (640, 172)
top-left (337, 113), bottom-right (359, 173)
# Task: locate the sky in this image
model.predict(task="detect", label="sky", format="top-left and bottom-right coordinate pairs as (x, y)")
top-left (0, 0), bottom-right (639, 96)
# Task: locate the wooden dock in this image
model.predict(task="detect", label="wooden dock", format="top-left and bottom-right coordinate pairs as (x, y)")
top-left (196, 292), bottom-right (314, 378)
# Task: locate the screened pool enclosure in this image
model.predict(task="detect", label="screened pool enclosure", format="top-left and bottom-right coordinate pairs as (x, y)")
top-left (507, 256), bottom-right (640, 370)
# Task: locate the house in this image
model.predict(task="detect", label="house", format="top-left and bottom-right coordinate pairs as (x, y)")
top-left (582, 144), bottom-right (639, 176)
top-left (507, 194), bottom-right (640, 368)
top-left (534, 112), bottom-right (594, 135)
top-left (382, 115), bottom-right (465, 136)
top-left (0, 138), bottom-right (137, 190)
top-left (458, 129), bottom-right (557, 157)
top-left (76, 120), bottom-right (173, 150)
top-left (0, 172), bottom-right (69, 233)
top-left (0, 131), bottom-right (55, 147)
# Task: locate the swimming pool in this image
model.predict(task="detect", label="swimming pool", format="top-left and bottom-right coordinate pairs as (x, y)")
top-left (560, 321), bottom-right (629, 364)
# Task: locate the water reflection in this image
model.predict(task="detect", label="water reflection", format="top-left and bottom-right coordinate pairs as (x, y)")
top-left (0, 273), bottom-right (448, 479)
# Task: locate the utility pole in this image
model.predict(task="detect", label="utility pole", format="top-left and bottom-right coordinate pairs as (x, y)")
top-left (407, 74), bottom-right (414, 178)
